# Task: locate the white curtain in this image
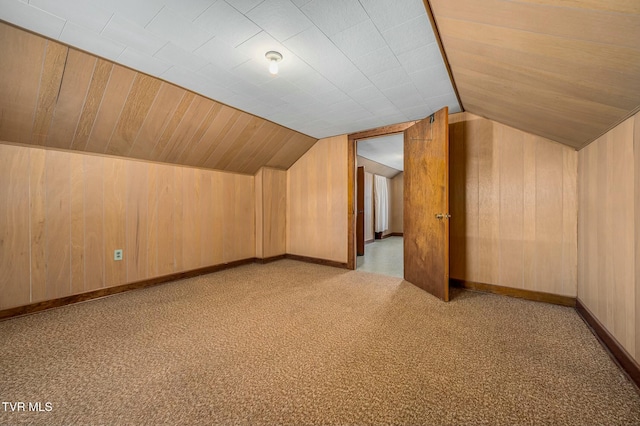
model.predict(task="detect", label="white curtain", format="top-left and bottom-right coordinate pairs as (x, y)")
top-left (374, 175), bottom-right (389, 233)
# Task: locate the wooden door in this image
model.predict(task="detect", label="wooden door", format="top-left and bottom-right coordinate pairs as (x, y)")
top-left (356, 166), bottom-right (365, 256)
top-left (404, 107), bottom-right (450, 301)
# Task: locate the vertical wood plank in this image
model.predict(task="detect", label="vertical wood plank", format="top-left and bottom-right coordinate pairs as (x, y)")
top-left (0, 145), bottom-right (31, 309)
top-left (70, 153), bottom-right (85, 294)
top-left (199, 170), bottom-right (215, 267)
top-left (29, 148), bottom-right (47, 303)
top-left (173, 167), bottom-right (184, 271)
top-left (263, 168), bottom-right (287, 257)
top-left (610, 119), bottom-right (635, 355)
top-left (497, 124), bottom-right (524, 288)
top-left (522, 133), bottom-right (537, 291)
top-left (84, 155), bottom-right (104, 291)
top-left (211, 171), bottom-right (225, 266)
top-left (635, 112), bottom-right (640, 361)
top-left (0, 25), bottom-right (46, 144)
top-left (464, 117), bottom-right (481, 282)
top-left (586, 142), bottom-right (600, 318)
top-left (103, 157), bottom-right (126, 287)
top-left (150, 92), bottom-right (195, 161)
top-left (182, 167), bottom-right (201, 271)
top-left (45, 150), bottom-right (71, 299)
top-left (147, 163), bottom-right (159, 278)
top-left (562, 149), bottom-right (578, 297)
top-left (157, 164), bottom-right (175, 275)
top-left (596, 133), bottom-right (612, 327)
top-left (85, 65), bottom-right (136, 154)
top-left (126, 160), bottom-right (149, 282)
top-left (477, 119), bottom-right (499, 284)
top-left (46, 50), bottom-right (96, 149)
top-left (255, 168), bottom-right (264, 258)
top-left (31, 40), bottom-right (68, 146)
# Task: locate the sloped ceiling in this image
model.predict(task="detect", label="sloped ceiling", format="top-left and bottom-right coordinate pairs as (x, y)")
top-left (429, 0), bottom-right (640, 149)
top-left (0, 22), bottom-right (315, 174)
top-left (0, 0), bottom-right (460, 140)
top-left (357, 134), bottom-right (404, 171)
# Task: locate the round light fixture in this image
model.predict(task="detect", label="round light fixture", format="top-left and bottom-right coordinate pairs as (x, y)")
top-left (265, 51), bottom-right (283, 75)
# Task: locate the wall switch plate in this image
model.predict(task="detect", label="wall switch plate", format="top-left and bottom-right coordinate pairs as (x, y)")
top-left (114, 249), bottom-right (123, 261)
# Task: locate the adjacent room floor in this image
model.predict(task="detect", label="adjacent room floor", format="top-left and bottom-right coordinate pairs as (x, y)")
top-left (1, 260), bottom-right (639, 425)
top-left (356, 236), bottom-right (403, 278)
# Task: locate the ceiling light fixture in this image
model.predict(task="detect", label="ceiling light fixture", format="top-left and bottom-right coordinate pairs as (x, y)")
top-left (265, 51), bottom-right (283, 75)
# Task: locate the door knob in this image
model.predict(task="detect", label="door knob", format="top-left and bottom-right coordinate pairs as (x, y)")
top-left (435, 213), bottom-right (444, 219)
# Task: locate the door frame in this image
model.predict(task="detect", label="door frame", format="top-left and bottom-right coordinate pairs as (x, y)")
top-left (347, 121), bottom-right (418, 270)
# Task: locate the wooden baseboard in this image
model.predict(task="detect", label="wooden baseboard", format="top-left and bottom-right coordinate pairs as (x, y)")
top-left (284, 254), bottom-right (349, 269)
top-left (576, 299), bottom-right (640, 389)
top-left (365, 239), bottom-right (375, 245)
top-left (450, 279), bottom-right (576, 307)
top-left (255, 254), bottom-right (286, 264)
top-left (0, 258), bottom-right (256, 321)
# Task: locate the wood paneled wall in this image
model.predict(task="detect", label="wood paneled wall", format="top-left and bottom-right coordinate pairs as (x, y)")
top-left (449, 113), bottom-right (577, 296)
top-left (578, 111), bottom-right (640, 363)
top-left (390, 173), bottom-right (404, 234)
top-left (0, 143), bottom-right (255, 310)
top-left (287, 135), bottom-right (348, 263)
top-left (255, 167), bottom-right (287, 259)
top-left (0, 22), bottom-right (316, 175)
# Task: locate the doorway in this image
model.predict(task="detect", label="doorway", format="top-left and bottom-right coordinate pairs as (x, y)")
top-left (354, 135), bottom-right (404, 278)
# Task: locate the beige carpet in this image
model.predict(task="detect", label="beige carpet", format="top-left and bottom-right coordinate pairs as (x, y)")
top-left (1, 260), bottom-right (639, 425)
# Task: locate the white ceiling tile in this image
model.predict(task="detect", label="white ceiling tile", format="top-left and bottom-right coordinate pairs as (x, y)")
top-left (290, 0), bottom-right (311, 6)
top-left (330, 19), bottom-right (385, 59)
top-left (284, 26), bottom-right (358, 82)
top-left (312, 88), bottom-right (348, 106)
top-left (410, 71), bottom-right (453, 98)
top-left (101, 0), bottom-right (164, 27)
top-left (359, 0), bottom-right (426, 32)
top-left (102, 14), bottom-right (166, 56)
top-left (247, 0), bottom-right (313, 42)
top-left (382, 15), bottom-right (435, 56)
top-left (147, 7), bottom-right (214, 52)
top-left (198, 63), bottom-right (246, 87)
top-left (382, 83), bottom-right (426, 110)
top-left (163, 0), bottom-right (215, 21)
top-left (289, 70), bottom-right (338, 95)
top-left (60, 21), bottom-right (126, 61)
top-left (424, 93), bottom-right (460, 114)
top-left (369, 66), bottom-right (412, 91)
top-left (347, 85), bottom-right (385, 104)
top-left (328, 69), bottom-right (370, 93)
top-left (225, 0), bottom-right (265, 14)
top-left (235, 31), bottom-right (292, 64)
top-left (301, 0), bottom-right (368, 37)
top-left (396, 42), bottom-right (441, 75)
top-left (117, 47), bottom-right (172, 75)
top-left (351, 46), bottom-right (401, 77)
top-left (194, 1), bottom-right (261, 47)
top-left (195, 37), bottom-right (251, 69)
top-left (400, 105), bottom-right (433, 121)
top-left (232, 59), bottom-right (277, 85)
top-left (0, 0), bottom-right (65, 40)
top-left (31, 0), bottom-right (112, 33)
top-left (361, 97), bottom-right (398, 114)
top-left (155, 43), bottom-right (210, 72)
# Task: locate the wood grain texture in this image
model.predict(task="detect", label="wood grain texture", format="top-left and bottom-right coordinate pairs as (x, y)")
top-left (452, 279), bottom-right (576, 307)
top-left (429, 0), bottom-right (640, 148)
top-left (31, 40), bottom-right (67, 146)
top-left (45, 150), bottom-right (71, 299)
top-left (288, 135), bottom-right (348, 263)
top-left (0, 145), bottom-right (31, 309)
top-left (29, 149), bottom-right (47, 302)
top-left (103, 157), bottom-right (127, 288)
top-left (83, 155), bottom-right (104, 291)
top-left (0, 143), bottom-right (259, 310)
top-left (0, 22), bottom-right (316, 174)
top-left (449, 113), bottom-right (577, 297)
top-left (258, 168), bottom-right (287, 258)
top-left (404, 108), bottom-right (449, 301)
top-left (255, 169), bottom-right (264, 259)
top-left (46, 49), bottom-right (96, 149)
top-left (578, 113), bottom-right (638, 362)
top-left (0, 24), bottom-right (46, 145)
top-left (70, 153), bottom-right (85, 294)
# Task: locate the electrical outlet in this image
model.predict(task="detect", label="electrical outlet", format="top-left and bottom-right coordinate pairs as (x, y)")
top-left (114, 249), bottom-right (123, 261)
